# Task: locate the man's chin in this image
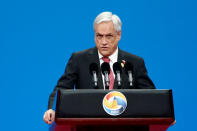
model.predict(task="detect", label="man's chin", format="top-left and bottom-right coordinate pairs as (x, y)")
top-left (99, 51), bottom-right (110, 57)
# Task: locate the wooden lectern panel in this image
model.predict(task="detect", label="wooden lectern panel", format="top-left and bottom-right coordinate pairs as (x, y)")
top-left (50, 117), bottom-right (174, 131)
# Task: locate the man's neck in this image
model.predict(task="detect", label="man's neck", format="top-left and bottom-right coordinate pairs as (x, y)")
top-left (98, 47), bottom-right (118, 62)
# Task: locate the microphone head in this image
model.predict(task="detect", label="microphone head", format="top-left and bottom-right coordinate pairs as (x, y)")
top-left (89, 63), bottom-right (98, 74)
top-left (124, 62), bottom-right (133, 72)
top-left (113, 62), bottom-right (122, 74)
top-left (101, 62), bottom-right (110, 74)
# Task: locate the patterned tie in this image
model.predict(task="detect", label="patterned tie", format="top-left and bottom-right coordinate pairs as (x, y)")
top-left (102, 57), bottom-right (114, 90)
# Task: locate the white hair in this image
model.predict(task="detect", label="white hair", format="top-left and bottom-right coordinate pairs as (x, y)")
top-left (93, 12), bottom-right (122, 32)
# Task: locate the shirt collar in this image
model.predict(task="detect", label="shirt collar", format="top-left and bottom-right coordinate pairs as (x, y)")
top-left (98, 47), bottom-right (118, 63)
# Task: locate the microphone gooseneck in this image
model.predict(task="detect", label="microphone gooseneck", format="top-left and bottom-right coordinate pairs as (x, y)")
top-left (124, 62), bottom-right (134, 86)
top-left (101, 62), bottom-right (110, 88)
top-left (113, 62), bottom-right (122, 87)
top-left (89, 63), bottom-right (98, 87)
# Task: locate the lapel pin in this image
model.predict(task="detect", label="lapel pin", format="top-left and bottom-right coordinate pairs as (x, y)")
top-left (121, 60), bottom-right (126, 68)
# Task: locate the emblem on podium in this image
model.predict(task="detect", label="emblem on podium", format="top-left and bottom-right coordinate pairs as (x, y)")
top-left (103, 91), bottom-right (127, 116)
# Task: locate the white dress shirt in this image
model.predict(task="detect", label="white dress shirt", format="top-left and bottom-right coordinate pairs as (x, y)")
top-left (98, 47), bottom-right (118, 89)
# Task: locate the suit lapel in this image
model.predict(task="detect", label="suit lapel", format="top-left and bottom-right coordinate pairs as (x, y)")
top-left (115, 49), bottom-right (127, 89)
top-left (87, 48), bottom-right (126, 90)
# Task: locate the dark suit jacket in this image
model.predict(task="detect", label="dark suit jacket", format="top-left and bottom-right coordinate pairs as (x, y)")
top-left (48, 47), bottom-right (155, 109)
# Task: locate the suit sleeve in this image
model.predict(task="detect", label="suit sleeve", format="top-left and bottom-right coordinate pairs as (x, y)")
top-left (135, 58), bottom-right (155, 89)
top-left (48, 53), bottom-right (79, 109)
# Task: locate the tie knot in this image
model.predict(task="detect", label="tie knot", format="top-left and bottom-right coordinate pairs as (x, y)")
top-left (102, 57), bottom-right (110, 63)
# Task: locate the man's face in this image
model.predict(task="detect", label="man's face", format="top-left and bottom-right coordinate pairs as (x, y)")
top-left (94, 21), bottom-right (121, 57)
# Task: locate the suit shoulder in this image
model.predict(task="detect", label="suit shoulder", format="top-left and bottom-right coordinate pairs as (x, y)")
top-left (120, 49), bottom-right (143, 61)
top-left (72, 47), bottom-right (96, 56)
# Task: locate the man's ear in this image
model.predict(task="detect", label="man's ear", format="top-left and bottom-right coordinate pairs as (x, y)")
top-left (117, 31), bottom-right (121, 41)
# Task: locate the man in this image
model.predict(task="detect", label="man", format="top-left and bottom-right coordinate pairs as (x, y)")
top-left (43, 12), bottom-right (155, 124)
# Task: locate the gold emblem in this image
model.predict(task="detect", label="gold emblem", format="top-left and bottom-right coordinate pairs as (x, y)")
top-left (121, 60), bottom-right (126, 68)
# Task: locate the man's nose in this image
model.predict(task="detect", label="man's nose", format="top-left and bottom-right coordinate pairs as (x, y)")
top-left (101, 37), bottom-right (108, 44)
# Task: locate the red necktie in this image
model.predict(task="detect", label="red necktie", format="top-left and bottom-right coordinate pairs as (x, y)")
top-left (102, 57), bottom-right (114, 90)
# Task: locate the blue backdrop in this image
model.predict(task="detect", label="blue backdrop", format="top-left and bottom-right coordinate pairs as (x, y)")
top-left (0, 0), bottom-right (196, 130)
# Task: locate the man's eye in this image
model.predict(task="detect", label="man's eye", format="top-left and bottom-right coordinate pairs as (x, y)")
top-left (97, 35), bottom-right (103, 38)
top-left (106, 35), bottom-right (113, 39)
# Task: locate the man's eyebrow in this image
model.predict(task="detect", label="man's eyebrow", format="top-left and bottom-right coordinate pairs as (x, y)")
top-left (96, 33), bottom-right (102, 35)
top-left (106, 33), bottom-right (113, 36)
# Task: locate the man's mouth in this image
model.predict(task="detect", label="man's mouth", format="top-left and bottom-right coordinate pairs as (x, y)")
top-left (101, 47), bottom-right (108, 50)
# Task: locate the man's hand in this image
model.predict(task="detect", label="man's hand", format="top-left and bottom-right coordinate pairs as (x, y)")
top-left (43, 109), bottom-right (55, 124)
top-left (171, 120), bottom-right (176, 126)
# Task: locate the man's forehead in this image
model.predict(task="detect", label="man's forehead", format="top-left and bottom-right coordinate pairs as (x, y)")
top-left (96, 32), bottom-right (113, 35)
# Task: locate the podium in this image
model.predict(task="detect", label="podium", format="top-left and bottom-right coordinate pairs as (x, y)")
top-left (50, 89), bottom-right (175, 131)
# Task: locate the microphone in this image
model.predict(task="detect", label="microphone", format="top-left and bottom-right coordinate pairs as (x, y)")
top-left (101, 62), bottom-right (110, 88)
top-left (113, 62), bottom-right (122, 87)
top-left (89, 63), bottom-right (98, 87)
top-left (124, 62), bottom-right (134, 86)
